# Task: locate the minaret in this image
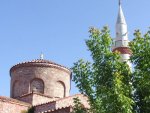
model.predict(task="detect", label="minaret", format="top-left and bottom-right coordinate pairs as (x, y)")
top-left (112, 0), bottom-right (132, 69)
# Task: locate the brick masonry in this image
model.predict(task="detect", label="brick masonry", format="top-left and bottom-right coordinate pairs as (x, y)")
top-left (10, 64), bottom-right (71, 99)
top-left (41, 107), bottom-right (72, 113)
top-left (17, 92), bottom-right (58, 106)
top-left (0, 96), bottom-right (31, 113)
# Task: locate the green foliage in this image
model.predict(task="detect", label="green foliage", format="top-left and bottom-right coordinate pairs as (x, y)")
top-left (72, 26), bottom-right (134, 113)
top-left (21, 110), bottom-right (28, 113)
top-left (71, 97), bottom-right (89, 113)
top-left (129, 29), bottom-right (150, 113)
top-left (21, 107), bottom-right (34, 113)
top-left (28, 107), bottom-right (34, 113)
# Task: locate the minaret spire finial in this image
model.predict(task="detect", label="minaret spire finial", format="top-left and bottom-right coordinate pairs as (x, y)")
top-left (40, 53), bottom-right (44, 59)
top-left (119, 0), bottom-right (121, 6)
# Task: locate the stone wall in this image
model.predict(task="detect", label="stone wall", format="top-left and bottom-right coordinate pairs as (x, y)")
top-left (18, 92), bottom-right (58, 106)
top-left (46, 107), bottom-right (71, 113)
top-left (17, 93), bottom-right (33, 105)
top-left (0, 96), bottom-right (31, 113)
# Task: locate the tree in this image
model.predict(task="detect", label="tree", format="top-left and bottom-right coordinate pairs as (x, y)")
top-left (72, 26), bottom-right (134, 113)
top-left (129, 29), bottom-right (150, 113)
top-left (71, 97), bottom-right (89, 113)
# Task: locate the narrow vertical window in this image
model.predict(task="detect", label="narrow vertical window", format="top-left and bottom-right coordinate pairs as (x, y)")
top-left (30, 78), bottom-right (44, 93)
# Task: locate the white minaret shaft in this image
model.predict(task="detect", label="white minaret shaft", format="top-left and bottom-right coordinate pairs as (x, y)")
top-left (113, 0), bottom-right (132, 70)
top-left (115, 1), bottom-right (129, 48)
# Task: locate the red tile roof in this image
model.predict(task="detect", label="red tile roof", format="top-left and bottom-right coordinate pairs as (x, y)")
top-left (0, 96), bottom-right (31, 107)
top-left (34, 94), bottom-right (84, 107)
top-left (10, 59), bottom-right (71, 74)
top-left (40, 106), bottom-right (71, 113)
top-left (34, 94), bottom-right (89, 113)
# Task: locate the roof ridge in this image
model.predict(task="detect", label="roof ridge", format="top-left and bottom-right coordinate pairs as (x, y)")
top-left (18, 92), bottom-right (58, 99)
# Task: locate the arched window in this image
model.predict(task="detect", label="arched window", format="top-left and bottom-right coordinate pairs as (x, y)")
top-left (55, 81), bottom-right (65, 98)
top-left (30, 78), bottom-right (44, 93)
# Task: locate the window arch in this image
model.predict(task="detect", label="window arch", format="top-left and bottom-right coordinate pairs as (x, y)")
top-left (30, 78), bottom-right (44, 93)
top-left (55, 81), bottom-right (66, 98)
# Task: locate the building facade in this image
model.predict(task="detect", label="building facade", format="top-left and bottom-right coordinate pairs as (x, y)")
top-left (0, 57), bottom-right (89, 113)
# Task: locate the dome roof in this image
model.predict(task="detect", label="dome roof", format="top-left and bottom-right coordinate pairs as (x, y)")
top-left (112, 47), bottom-right (132, 55)
top-left (10, 59), bottom-right (71, 74)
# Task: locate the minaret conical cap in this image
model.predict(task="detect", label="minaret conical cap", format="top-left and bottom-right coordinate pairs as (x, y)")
top-left (116, 1), bottom-right (126, 24)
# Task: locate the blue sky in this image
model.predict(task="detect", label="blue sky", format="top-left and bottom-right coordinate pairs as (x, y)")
top-left (0, 0), bottom-right (150, 97)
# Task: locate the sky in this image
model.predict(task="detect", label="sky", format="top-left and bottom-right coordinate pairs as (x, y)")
top-left (0, 0), bottom-right (150, 97)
